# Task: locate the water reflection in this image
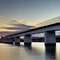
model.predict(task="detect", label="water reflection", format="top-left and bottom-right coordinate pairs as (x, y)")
top-left (0, 42), bottom-right (60, 60)
top-left (45, 45), bottom-right (56, 60)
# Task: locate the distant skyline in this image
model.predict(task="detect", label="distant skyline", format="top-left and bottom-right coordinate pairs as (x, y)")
top-left (0, 0), bottom-right (60, 36)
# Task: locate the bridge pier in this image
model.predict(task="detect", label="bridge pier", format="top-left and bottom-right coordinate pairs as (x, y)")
top-left (45, 31), bottom-right (56, 52)
top-left (9, 37), bottom-right (14, 44)
top-left (24, 34), bottom-right (32, 47)
top-left (14, 36), bottom-right (20, 46)
top-left (6, 38), bottom-right (13, 44)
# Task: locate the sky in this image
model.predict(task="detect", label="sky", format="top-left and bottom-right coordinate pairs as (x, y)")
top-left (0, 0), bottom-right (60, 36)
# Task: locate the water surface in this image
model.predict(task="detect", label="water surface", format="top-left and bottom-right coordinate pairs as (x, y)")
top-left (0, 42), bottom-right (60, 60)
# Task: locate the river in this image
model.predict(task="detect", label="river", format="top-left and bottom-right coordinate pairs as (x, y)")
top-left (0, 42), bottom-right (60, 60)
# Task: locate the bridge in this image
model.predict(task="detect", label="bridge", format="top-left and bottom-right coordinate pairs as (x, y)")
top-left (0, 18), bottom-right (60, 48)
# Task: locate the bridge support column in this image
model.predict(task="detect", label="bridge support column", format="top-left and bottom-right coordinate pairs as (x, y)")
top-left (6, 38), bottom-right (13, 44)
top-left (24, 34), bottom-right (32, 47)
top-left (14, 36), bottom-right (20, 46)
top-left (45, 31), bottom-right (56, 52)
top-left (9, 37), bottom-right (14, 44)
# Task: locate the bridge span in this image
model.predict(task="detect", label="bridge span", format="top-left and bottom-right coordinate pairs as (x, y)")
top-left (1, 22), bottom-right (60, 47)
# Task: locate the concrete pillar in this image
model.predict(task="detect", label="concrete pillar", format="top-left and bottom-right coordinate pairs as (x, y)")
top-left (45, 31), bottom-right (56, 52)
top-left (8, 38), bottom-right (13, 44)
top-left (2, 38), bottom-right (8, 44)
top-left (0, 38), bottom-right (2, 43)
top-left (5, 38), bottom-right (13, 44)
top-left (14, 36), bottom-right (20, 46)
top-left (24, 34), bottom-right (32, 47)
top-left (45, 31), bottom-right (56, 46)
top-left (9, 37), bottom-right (14, 44)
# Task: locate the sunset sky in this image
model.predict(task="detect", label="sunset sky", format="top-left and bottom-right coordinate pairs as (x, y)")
top-left (0, 0), bottom-right (60, 36)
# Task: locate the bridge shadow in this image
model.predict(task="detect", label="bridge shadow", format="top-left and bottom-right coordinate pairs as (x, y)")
top-left (45, 45), bottom-right (56, 60)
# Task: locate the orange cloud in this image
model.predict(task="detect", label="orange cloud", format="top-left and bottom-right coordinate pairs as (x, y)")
top-left (0, 16), bottom-right (6, 20)
top-left (10, 19), bottom-right (32, 25)
top-left (0, 16), bottom-right (36, 36)
top-left (0, 16), bottom-right (11, 27)
top-left (0, 27), bottom-right (17, 32)
top-left (0, 16), bottom-right (36, 27)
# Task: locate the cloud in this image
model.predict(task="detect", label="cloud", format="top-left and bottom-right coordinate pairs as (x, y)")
top-left (0, 16), bottom-right (7, 20)
top-left (0, 16), bottom-right (11, 27)
top-left (4, 24), bottom-right (34, 31)
top-left (36, 16), bottom-right (60, 27)
top-left (0, 16), bottom-right (36, 36)
top-left (9, 19), bottom-right (20, 24)
top-left (0, 27), bottom-right (20, 37)
top-left (0, 27), bottom-right (18, 32)
top-left (0, 23), bottom-right (35, 36)
top-left (7, 19), bottom-right (35, 31)
top-left (9, 19), bottom-right (33, 25)
top-left (0, 16), bottom-right (43, 36)
top-left (0, 16), bottom-right (35, 27)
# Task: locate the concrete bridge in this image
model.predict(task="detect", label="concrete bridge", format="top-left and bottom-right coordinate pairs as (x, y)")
top-left (1, 22), bottom-right (60, 47)
top-left (1, 23), bottom-right (60, 46)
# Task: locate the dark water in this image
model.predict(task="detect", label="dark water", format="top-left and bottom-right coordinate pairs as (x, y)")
top-left (0, 42), bottom-right (60, 60)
